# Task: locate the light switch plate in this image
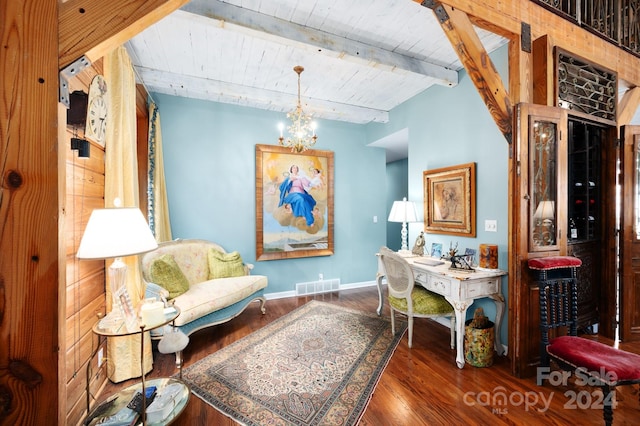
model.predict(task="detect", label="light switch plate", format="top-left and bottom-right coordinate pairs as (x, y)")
top-left (485, 220), bottom-right (497, 232)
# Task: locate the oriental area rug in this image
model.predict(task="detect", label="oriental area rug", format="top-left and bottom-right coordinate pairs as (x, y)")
top-left (178, 300), bottom-right (407, 425)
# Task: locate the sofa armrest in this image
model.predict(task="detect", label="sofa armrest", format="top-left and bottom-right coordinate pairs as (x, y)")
top-left (244, 263), bottom-right (254, 275)
top-left (145, 281), bottom-right (170, 302)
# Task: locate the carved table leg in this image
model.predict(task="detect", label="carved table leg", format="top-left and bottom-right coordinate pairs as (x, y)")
top-left (376, 273), bottom-right (384, 316)
top-left (488, 293), bottom-right (506, 356)
top-left (450, 299), bottom-right (471, 369)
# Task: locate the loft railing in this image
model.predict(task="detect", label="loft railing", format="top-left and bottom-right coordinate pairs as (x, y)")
top-left (532, 0), bottom-right (640, 55)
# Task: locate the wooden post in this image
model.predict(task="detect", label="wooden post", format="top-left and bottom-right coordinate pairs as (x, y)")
top-left (0, 0), bottom-right (61, 423)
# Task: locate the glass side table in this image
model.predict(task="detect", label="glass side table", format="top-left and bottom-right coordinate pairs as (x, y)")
top-left (85, 306), bottom-right (187, 425)
top-left (85, 377), bottom-right (189, 425)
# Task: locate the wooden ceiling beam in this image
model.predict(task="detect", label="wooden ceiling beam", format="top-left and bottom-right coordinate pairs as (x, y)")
top-left (415, 0), bottom-right (640, 88)
top-left (421, 1), bottom-right (512, 143)
top-left (181, 0), bottom-right (458, 87)
top-left (59, 0), bottom-right (191, 69)
top-left (618, 87), bottom-right (640, 127)
top-left (133, 67), bottom-right (389, 124)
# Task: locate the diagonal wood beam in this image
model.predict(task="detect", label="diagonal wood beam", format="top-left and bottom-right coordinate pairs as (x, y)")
top-left (59, 0), bottom-right (191, 69)
top-left (618, 87), bottom-right (640, 127)
top-left (181, 0), bottom-right (458, 87)
top-left (420, 0), bottom-right (512, 143)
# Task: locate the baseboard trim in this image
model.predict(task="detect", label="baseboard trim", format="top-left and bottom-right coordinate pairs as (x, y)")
top-left (265, 280), bottom-right (377, 300)
top-left (263, 280), bottom-right (509, 356)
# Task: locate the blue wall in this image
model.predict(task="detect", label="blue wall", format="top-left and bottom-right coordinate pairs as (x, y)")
top-left (386, 158), bottom-right (409, 252)
top-left (154, 44), bottom-right (510, 343)
top-left (154, 94), bottom-right (387, 295)
top-left (368, 45), bottom-right (510, 343)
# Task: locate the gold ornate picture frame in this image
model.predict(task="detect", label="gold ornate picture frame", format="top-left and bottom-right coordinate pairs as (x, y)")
top-left (255, 144), bottom-right (334, 261)
top-left (423, 162), bottom-right (476, 237)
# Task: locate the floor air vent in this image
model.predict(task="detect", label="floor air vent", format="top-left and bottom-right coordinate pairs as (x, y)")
top-left (296, 278), bottom-right (341, 296)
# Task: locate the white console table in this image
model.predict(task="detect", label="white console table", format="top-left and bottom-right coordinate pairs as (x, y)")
top-left (376, 254), bottom-right (507, 368)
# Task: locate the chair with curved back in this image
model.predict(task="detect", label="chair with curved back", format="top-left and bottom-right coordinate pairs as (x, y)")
top-left (379, 246), bottom-right (455, 348)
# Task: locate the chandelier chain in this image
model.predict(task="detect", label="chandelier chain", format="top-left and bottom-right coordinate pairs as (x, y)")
top-left (278, 65), bottom-right (318, 153)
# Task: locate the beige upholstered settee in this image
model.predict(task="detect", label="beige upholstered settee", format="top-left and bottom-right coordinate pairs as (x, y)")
top-left (140, 239), bottom-right (267, 341)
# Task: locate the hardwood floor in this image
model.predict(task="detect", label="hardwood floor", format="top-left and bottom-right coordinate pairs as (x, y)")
top-left (101, 286), bottom-right (640, 425)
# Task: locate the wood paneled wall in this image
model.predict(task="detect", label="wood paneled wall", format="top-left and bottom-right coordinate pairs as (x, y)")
top-left (64, 143), bottom-right (106, 425)
top-left (1, 1), bottom-right (183, 424)
top-left (63, 65), bottom-right (108, 425)
top-left (61, 69), bottom-right (151, 425)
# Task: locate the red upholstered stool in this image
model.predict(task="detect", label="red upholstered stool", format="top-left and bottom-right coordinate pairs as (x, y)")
top-left (529, 256), bottom-right (640, 426)
top-left (528, 255), bottom-right (583, 275)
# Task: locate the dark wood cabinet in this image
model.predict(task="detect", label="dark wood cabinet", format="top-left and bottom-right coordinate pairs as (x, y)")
top-left (567, 119), bottom-right (605, 332)
top-left (512, 104), bottom-right (617, 378)
top-left (568, 120), bottom-right (602, 244)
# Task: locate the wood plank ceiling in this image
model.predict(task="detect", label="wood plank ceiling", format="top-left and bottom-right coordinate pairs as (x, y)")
top-left (126, 0), bottom-right (508, 126)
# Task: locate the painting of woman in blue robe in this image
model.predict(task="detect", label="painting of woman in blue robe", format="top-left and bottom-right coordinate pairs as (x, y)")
top-left (278, 165), bottom-right (318, 226)
top-left (256, 145), bottom-right (333, 260)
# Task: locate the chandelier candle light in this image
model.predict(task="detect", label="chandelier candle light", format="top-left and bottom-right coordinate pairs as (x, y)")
top-left (388, 197), bottom-right (419, 255)
top-left (278, 65), bottom-right (317, 153)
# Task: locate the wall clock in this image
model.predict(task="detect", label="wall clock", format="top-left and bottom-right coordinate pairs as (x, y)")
top-left (85, 75), bottom-right (108, 146)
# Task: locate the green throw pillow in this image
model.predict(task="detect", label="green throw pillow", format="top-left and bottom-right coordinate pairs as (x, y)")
top-left (208, 248), bottom-right (245, 279)
top-left (148, 254), bottom-right (190, 299)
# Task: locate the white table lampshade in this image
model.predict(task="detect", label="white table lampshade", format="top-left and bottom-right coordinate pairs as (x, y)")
top-left (388, 197), bottom-right (419, 254)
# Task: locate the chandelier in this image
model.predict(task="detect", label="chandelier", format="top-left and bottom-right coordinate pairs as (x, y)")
top-left (278, 66), bottom-right (317, 153)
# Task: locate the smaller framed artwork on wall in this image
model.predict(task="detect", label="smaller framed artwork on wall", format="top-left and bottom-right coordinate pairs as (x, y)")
top-left (423, 162), bottom-right (476, 237)
top-left (255, 144), bottom-right (334, 261)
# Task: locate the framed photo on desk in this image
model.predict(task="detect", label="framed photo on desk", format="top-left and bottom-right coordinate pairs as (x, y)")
top-left (430, 243), bottom-right (442, 258)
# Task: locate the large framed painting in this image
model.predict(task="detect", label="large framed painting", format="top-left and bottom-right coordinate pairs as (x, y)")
top-left (423, 162), bottom-right (476, 237)
top-left (255, 144), bottom-right (334, 260)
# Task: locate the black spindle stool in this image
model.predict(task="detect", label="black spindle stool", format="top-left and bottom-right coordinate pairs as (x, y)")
top-left (529, 256), bottom-right (640, 426)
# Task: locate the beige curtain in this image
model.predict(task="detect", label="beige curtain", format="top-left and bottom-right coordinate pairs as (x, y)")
top-left (148, 102), bottom-right (172, 242)
top-left (104, 46), bottom-right (153, 382)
